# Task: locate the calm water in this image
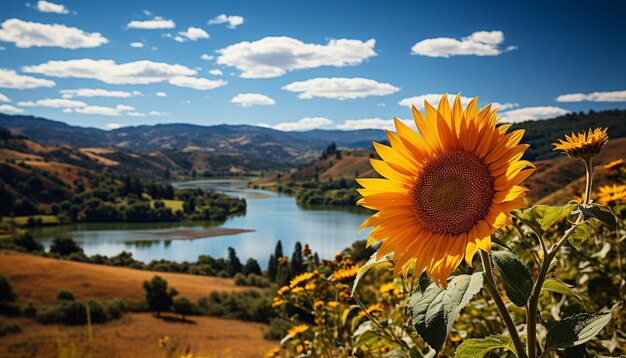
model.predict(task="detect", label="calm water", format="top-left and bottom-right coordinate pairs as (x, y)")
top-left (31, 179), bottom-right (372, 265)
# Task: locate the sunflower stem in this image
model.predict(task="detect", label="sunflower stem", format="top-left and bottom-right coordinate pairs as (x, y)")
top-left (353, 292), bottom-right (410, 351)
top-left (583, 157), bottom-right (594, 205)
top-left (479, 249), bottom-right (528, 358)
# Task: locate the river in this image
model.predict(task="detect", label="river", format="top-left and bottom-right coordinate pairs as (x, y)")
top-left (31, 179), bottom-right (372, 266)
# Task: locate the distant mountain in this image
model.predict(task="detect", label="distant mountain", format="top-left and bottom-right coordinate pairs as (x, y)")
top-left (0, 114), bottom-right (387, 164)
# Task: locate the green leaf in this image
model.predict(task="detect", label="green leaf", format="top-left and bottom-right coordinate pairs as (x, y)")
top-left (580, 204), bottom-right (617, 230)
top-left (408, 272), bottom-right (484, 353)
top-left (353, 321), bottom-right (392, 349)
top-left (545, 312), bottom-right (612, 351)
top-left (568, 222), bottom-right (590, 248)
top-left (351, 252), bottom-right (393, 296)
top-left (491, 251), bottom-right (532, 307)
top-left (454, 335), bottom-right (517, 358)
top-left (513, 204), bottom-right (576, 235)
top-left (542, 278), bottom-right (581, 302)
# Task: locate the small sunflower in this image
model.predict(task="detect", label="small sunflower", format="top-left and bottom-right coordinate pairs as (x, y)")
top-left (604, 158), bottom-right (625, 172)
top-left (597, 184), bottom-right (626, 206)
top-left (552, 128), bottom-right (608, 159)
top-left (288, 324), bottom-right (309, 336)
top-left (357, 94), bottom-right (535, 285)
top-left (289, 272), bottom-right (316, 288)
top-left (331, 265), bottom-right (359, 282)
top-left (379, 282), bottom-right (397, 294)
top-left (264, 347), bottom-right (281, 358)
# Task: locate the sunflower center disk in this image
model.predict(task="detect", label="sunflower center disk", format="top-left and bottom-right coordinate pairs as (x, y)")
top-left (412, 151), bottom-right (495, 236)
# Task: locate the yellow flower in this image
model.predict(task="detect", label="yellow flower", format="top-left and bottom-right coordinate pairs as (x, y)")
top-left (604, 158), bottom-right (624, 172)
top-left (331, 265), bottom-right (359, 282)
top-left (271, 298), bottom-right (285, 307)
top-left (264, 347), bottom-right (281, 358)
top-left (304, 282), bottom-right (316, 291)
top-left (289, 271), bottom-right (316, 288)
top-left (288, 324), bottom-right (309, 336)
top-left (158, 336), bottom-right (170, 349)
top-left (291, 287), bottom-right (305, 294)
top-left (379, 282), bottom-right (397, 294)
top-left (358, 94), bottom-right (534, 285)
top-left (302, 243), bottom-right (312, 257)
top-left (278, 257), bottom-right (288, 264)
top-left (277, 285), bottom-right (290, 296)
top-left (327, 301), bottom-right (339, 308)
top-left (314, 300), bottom-right (324, 310)
top-left (553, 127), bottom-right (608, 159)
top-left (597, 184), bottom-right (626, 206)
top-left (358, 303), bottom-right (384, 317)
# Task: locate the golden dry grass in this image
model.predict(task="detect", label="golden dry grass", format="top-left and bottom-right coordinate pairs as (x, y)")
top-left (0, 251), bottom-right (251, 305)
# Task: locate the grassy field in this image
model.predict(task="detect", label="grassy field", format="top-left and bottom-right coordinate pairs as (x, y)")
top-left (151, 199), bottom-right (185, 212)
top-left (0, 251), bottom-right (274, 357)
top-left (1, 215), bottom-right (59, 226)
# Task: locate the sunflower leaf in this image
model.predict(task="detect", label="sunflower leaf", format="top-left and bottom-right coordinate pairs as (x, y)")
top-left (545, 312), bottom-right (612, 351)
top-left (351, 252), bottom-right (393, 296)
top-left (568, 222), bottom-right (590, 248)
top-left (579, 204), bottom-right (617, 230)
top-left (454, 335), bottom-right (517, 358)
top-left (542, 278), bottom-right (581, 302)
top-left (491, 251), bottom-right (532, 307)
top-left (408, 272), bottom-right (484, 353)
top-left (513, 204), bottom-right (576, 235)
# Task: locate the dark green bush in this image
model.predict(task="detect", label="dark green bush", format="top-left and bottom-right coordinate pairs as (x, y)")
top-left (0, 320), bottom-right (22, 337)
top-left (197, 289), bottom-right (272, 323)
top-left (173, 296), bottom-right (197, 319)
top-left (35, 299), bottom-right (125, 325)
top-left (50, 237), bottom-right (83, 257)
top-left (57, 289), bottom-right (75, 301)
top-left (264, 318), bottom-right (291, 340)
top-left (0, 274), bottom-right (17, 302)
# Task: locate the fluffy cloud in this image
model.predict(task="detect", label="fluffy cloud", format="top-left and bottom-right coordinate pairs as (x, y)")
top-left (106, 123), bottom-right (126, 129)
top-left (178, 27), bottom-right (209, 41)
top-left (260, 117), bottom-right (333, 131)
top-left (0, 69), bottom-right (55, 89)
top-left (0, 93), bottom-right (10, 102)
top-left (556, 90), bottom-right (626, 102)
top-left (208, 69), bottom-right (222, 76)
top-left (168, 76), bottom-right (226, 90)
top-left (283, 77), bottom-right (399, 100)
top-left (73, 104), bottom-right (132, 116)
top-left (208, 14), bottom-right (244, 29)
top-left (127, 17), bottom-right (175, 30)
top-left (411, 31), bottom-right (515, 57)
top-left (0, 104), bottom-right (24, 113)
top-left (60, 88), bottom-right (142, 99)
top-left (0, 19), bottom-right (108, 49)
top-left (337, 118), bottom-right (395, 130)
top-left (130, 42), bottom-right (144, 48)
top-left (155, 91), bottom-right (167, 97)
top-left (18, 98), bottom-right (86, 108)
top-left (231, 93), bottom-right (275, 107)
top-left (200, 54), bottom-right (214, 61)
top-left (34, 1), bottom-right (70, 14)
top-left (23, 59), bottom-right (196, 85)
top-left (216, 37), bottom-right (377, 78)
top-left (149, 111), bottom-right (166, 116)
top-left (499, 106), bottom-right (570, 123)
top-left (398, 93), bottom-right (517, 110)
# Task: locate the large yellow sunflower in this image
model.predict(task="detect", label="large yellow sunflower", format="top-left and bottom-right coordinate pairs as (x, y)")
top-left (357, 94), bottom-right (535, 286)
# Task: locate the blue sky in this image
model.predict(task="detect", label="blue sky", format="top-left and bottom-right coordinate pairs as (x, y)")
top-left (1, 0), bottom-right (625, 131)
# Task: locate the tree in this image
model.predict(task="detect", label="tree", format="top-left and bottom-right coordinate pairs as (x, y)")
top-left (173, 296), bottom-right (196, 320)
top-left (50, 237), bottom-right (83, 256)
top-left (267, 254), bottom-right (277, 282)
top-left (243, 258), bottom-right (262, 276)
top-left (143, 275), bottom-right (178, 317)
top-left (227, 247), bottom-right (243, 276)
top-left (290, 242), bottom-right (305, 276)
top-left (0, 274), bottom-right (17, 302)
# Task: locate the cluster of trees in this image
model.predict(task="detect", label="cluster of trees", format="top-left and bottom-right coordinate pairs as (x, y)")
top-left (275, 179), bottom-right (361, 207)
top-left (320, 142), bottom-right (341, 160)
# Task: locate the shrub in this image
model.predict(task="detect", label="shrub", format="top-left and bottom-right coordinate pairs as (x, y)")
top-left (173, 296), bottom-right (196, 320)
top-left (197, 289), bottom-right (273, 323)
top-left (0, 274), bottom-right (17, 302)
top-left (0, 320), bottom-right (22, 337)
top-left (36, 299), bottom-right (124, 325)
top-left (234, 273), bottom-right (271, 288)
top-left (12, 232), bottom-right (44, 252)
top-left (143, 276), bottom-right (178, 317)
top-left (264, 318), bottom-right (291, 340)
top-left (50, 237), bottom-right (83, 257)
top-left (57, 289), bottom-right (75, 301)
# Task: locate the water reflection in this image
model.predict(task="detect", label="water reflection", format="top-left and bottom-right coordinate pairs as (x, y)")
top-left (31, 179), bottom-right (372, 266)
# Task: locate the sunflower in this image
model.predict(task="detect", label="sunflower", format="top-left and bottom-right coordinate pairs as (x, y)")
top-left (288, 324), bottom-right (309, 336)
top-left (357, 94), bottom-right (534, 285)
top-left (552, 128), bottom-right (608, 159)
top-left (597, 184), bottom-right (626, 206)
top-left (603, 158), bottom-right (624, 172)
top-left (289, 271), bottom-right (316, 288)
top-left (331, 265), bottom-right (359, 282)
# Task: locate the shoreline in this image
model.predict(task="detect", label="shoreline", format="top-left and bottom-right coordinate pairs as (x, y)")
top-left (140, 227), bottom-right (255, 241)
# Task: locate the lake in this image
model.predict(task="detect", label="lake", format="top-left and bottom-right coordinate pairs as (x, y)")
top-left (31, 179), bottom-right (372, 266)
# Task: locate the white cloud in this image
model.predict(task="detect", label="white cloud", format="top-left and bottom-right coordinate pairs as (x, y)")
top-left (106, 123), bottom-right (126, 129)
top-left (127, 17), bottom-right (175, 30)
top-left (178, 27), bottom-right (209, 41)
top-left (168, 76), bottom-right (226, 90)
top-left (556, 90), bottom-right (626, 102)
top-left (0, 19), bottom-right (107, 49)
top-left (208, 14), bottom-right (244, 29)
top-left (231, 93), bottom-right (275, 107)
top-left (60, 88), bottom-right (142, 99)
top-left (130, 42), bottom-right (144, 48)
top-left (18, 98), bottom-right (86, 108)
top-left (283, 77), bottom-right (399, 100)
top-left (35, 1), bottom-right (69, 14)
top-left (155, 91), bottom-right (167, 97)
top-left (75, 105), bottom-right (121, 116)
top-left (126, 112), bottom-right (145, 117)
top-left (260, 117), bottom-right (333, 131)
top-left (23, 59), bottom-right (196, 85)
top-left (201, 54), bottom-right (214, 61)
top-left (115, 104), bottom-right (135, 112)
top-left (0, 68), bottom-right (55, 89)
top-left (499, 106), bottom-right (570, 123)
top-left (411, 31), bottom-right (514, 58)
top-left (0, 93), bottom-right (10, 102)
top-left (216, 37), bottom-right (377, 78)
top-left (0, 104), bottom-right (24, 113)
top-left (208, 69), bottom-right (222, 76)
top-left (398, 93), bottom-right (517, 110)
top-left (148, 110), bottom-right (166, 116)
top-left (337, 118), bottom-right (395, 130)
